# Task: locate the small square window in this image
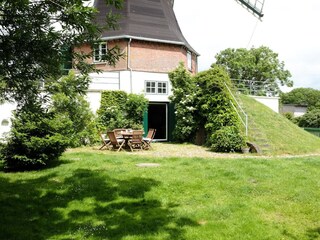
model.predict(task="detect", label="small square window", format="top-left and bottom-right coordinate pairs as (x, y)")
top-left (158, 82), bottom-right (167, 94)
top-left (145, 81), bottom-right (168, 95)
top-left (146, 82), bottom-right (156, 93)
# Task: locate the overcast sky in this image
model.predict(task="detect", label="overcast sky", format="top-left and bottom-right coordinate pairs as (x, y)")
top-left (174, 0), bottom-right (320, 91)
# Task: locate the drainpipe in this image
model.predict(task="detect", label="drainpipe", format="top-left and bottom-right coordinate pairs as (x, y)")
top-left (128, 38), bottom-right (133, 93)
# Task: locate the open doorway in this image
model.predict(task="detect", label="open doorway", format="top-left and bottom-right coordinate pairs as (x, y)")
top-left (147, 103), bottom-right (167, 141)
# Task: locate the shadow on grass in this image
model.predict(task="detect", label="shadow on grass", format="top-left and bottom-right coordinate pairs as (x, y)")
top-left (0, 168), bottom-right (198, 240)
top-left (306, 227), bottom-right (320, 240)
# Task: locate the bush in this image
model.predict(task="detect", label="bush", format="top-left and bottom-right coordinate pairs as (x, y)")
top-left (169, 64), bottom-right (246, 148)
top-left (195, 66), bottom-right (244, 147)
top-left (0, 142), bottom-right (5, 161)
top-left (2, 106), bottom-right (71, 171)
top-left (169, 63), bottom-right (198, 142)
top-left (297, 108), bottom-right (320, 128)
top-left (49, 71), bottom-right (96, 147)
top-left (97, 91), bottom-right (148, 131)
top-left (211, 126), bottom-right (246, 152)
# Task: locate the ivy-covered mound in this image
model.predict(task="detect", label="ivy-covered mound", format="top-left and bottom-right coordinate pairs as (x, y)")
top-left (169, 63), bottom-right (246, 152)
top-left (97, 90), bottom-right (148, 131)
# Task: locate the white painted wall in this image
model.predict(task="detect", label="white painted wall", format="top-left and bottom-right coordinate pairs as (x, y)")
top-left (87, 70), bottom-right (172, 113)
top-left (0, 102), bottom-right (16, 139)
top-left (0, 70), bottom-right (173, 137)
top-left (250, 95), bottom-right (280, 113)
top-left (89, 71), bottom-right (120, 91)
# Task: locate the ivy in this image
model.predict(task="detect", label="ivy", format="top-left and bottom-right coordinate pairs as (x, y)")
top-left (169, 64), bottom-right (246, 152)
top-left (97, 91), bottom-right (148, 131)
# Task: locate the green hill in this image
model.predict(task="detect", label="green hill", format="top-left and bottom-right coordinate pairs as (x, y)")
top-left (240, 95), bottom-right (320, 155)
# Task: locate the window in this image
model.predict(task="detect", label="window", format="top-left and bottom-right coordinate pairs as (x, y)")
top-left (145, 81), bottom-right (168, 94)
top-left (187, 51), bottom-right (192, 70)
top-left (93, 43), bottom-right (107, 62)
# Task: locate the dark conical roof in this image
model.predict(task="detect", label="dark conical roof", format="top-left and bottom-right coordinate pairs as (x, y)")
top-left (94, 0), bottom-right (198, 55)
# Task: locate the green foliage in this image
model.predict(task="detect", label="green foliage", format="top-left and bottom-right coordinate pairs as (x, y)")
top-left (195, 66), bottom-right (245, 150)
top-left (0, 0), bottom-right (123, 103)
top-left (281, 88), bottom-right (320, 108)
top-left (169, 64), bottom-right (246, 152)
top-left (282, 112), bottom-right (297, 124)
top-left (296, 108), bottom-right (320, 128)
top-left (0, 142), bottom-right (4, 160)
top-left (211, 126), bottom-right (246, 152)
top-left (214, 46), bottom-right (292, 95)
top-left (97, 91), bottom-right (148, 131)
top-left (126, 93), bottom-right (149, 128)
top-left (169, 63), bottom-right (198, 142)
top-left (0, 0), bottom-right (123, 170)
top-left (48, 71), bottom-right (97, 147)
top-left (2, 104), bottom-right (71, 170)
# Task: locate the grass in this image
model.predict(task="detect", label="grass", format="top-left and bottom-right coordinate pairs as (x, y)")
top-left (1, 147), bottom-right (320, 239)
top-left (240, 95), bottom-right (320, 155)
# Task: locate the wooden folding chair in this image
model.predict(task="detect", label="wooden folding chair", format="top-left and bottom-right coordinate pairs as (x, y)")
top-left (99, 132), bottom-right (110, 150)
top-left (142, 128), bottom-right (156, 150)
top-left (128, 130), bottom-right (144, 151)
top-left (107, 131), bottom-right (125, 152)
top-left (113, 128), bottom-right (126, 138)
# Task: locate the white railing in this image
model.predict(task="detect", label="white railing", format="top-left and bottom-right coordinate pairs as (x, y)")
top-left (230, 78), bottom-right (279, 97)
top-left (224, 82), bottom-right (248, 136)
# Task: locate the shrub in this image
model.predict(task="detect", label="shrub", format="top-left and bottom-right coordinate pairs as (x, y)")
top-left (0, 142), bottom-right (5, 161)
top-left (97, 91), bottom-right (148, 131)
top-left (169, 64), bottom-right (246, 149)
top-left (49, 71), bottom-right (96, 147)
top-left (211, 126), bottom-right (246, 152)
top-left (297, 108), bottom-right (320, 128)
top-left (2, 106), bottom-right (71, 171)
top-left (169, 63), bottom-right (198, 142)
top-left (195, 66), bottom-right (244, 148)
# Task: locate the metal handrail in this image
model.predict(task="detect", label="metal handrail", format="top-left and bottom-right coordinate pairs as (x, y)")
top-left (224, 82), bottom-right (248, 136)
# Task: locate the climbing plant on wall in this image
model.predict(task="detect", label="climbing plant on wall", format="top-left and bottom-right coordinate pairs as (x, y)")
top-left (169, 64), bottom-right (246, 152)
top-left (97, 91), bottom-right (148, 131)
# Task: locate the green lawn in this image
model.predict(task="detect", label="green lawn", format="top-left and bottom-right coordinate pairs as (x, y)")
top-left (1, 149), bottom-right (319, 240)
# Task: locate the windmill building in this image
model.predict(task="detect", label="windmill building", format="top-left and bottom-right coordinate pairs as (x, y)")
top-left (77, 0), bottom-right (199, 141)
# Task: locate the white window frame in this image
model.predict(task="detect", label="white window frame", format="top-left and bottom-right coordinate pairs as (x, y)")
top-left (93, 42), bottom-right (107, 63)
top-left (145, 81), bottom-right (168, 95)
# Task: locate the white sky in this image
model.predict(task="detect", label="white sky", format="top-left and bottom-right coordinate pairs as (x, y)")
top-left (174, 0), bottom-right (320, 90)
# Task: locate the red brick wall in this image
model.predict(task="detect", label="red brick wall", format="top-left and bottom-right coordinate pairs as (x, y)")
top-left (130, 40), bottom-right (197, 74)
top-left (75, 39), bottom-right (197, 74)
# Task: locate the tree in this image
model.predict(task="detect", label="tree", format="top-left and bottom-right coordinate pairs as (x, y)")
top-left (214, 46), bottom-right (293, 96)
top-left (0, 0), bottom-right (123, 170)
top-left (281, 88), bottom-right (320, 109)
top-left (297, 108), bottom-right (320, 128)
top-left (49, 71), bottom-right (96, 147)
top-left (0, 0), bottom-right (123, 103)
